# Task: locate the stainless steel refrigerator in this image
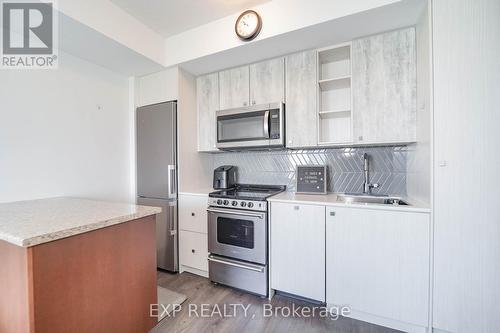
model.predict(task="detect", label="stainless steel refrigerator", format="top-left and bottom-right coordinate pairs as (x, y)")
top-left (136, 101), bottom-right (178, 272)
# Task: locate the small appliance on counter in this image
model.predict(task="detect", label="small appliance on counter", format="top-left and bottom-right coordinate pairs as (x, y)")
top-left (213, 165), bottom-right (236, 189)
top-left (207, 184), bottom-right (286, 297)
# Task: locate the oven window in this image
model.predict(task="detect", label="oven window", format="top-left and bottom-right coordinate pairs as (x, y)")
top-left (217, 217), bottom-right (254, 249)
top-left (218, 112), bottom-right (267, 142)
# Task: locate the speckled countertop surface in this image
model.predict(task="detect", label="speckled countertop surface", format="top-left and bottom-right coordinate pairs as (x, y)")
top-left (0, 197), bottom-right (161, 247)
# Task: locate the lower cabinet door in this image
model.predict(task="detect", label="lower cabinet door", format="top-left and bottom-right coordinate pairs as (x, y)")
top-left (270, 202), bottom-right (325, 301)
top-left (326, 206), bottom-right (430, 327)
top-left (179, 230), bottom-right (208, 272)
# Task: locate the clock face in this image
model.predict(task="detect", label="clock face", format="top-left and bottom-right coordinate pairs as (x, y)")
top-left (235, 10), bottom-right (262, 41)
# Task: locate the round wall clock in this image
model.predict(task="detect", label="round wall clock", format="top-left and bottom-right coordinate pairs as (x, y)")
top-left (235, 10), bottom-right (262, 41)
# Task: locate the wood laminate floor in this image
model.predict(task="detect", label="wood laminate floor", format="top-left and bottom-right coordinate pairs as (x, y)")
top-left (152, 271), bottom-right (401, 333)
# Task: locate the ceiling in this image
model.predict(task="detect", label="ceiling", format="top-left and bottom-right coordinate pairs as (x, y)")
top-left (110, 0), bottom-right (271, 38)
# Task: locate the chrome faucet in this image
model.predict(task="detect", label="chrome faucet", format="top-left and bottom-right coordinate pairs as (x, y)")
top-left (362, 153), bottom-right (379, 194)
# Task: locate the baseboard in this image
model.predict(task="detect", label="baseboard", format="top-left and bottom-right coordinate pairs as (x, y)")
top-left (328, 305), bottom-right (429, 333)
top-left (179, 265), bottom-right (209, 278)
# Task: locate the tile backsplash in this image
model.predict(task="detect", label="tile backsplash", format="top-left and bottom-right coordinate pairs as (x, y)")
top-left (212, 147), bottom-right (408, 195)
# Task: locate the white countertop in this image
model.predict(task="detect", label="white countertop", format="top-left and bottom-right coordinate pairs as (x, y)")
top-left (0, 197), bottom-right (161, 247)
top-left (179, 187), bottom-right (213, 196)
top-left (268, 192), bottom-right (431, 213)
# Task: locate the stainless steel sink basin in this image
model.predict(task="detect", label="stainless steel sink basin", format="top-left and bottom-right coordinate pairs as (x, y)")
top-left (336, 194), bottom-right (409, 206)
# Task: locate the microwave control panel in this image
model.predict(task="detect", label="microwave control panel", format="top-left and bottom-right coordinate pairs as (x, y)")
top-left (269, 109), bottom-right (281, 139)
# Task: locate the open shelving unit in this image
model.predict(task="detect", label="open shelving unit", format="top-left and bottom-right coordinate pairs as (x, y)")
top-left (317, 43), bottom-right (353, 145)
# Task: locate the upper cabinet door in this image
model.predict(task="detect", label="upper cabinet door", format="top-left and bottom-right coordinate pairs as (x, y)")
top-left (249, 57), bottom-right (285, 105)
top-left (285, 50), bottom-right (318, 148)
top-left (197, 73), bottom-right (219, 152)
top-left (219, 65), bottom-right (250, 110)
top-left (352, 28), bottom-right (417, 144)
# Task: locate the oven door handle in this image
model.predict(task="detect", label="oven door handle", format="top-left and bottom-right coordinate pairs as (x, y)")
top-left (207, 208), bottom-right (264, 219)
top-left (208, 255), bottom-right (265, 273)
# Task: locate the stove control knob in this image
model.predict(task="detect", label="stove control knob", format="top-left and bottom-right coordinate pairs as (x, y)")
top-left (247, 202), bottom-right (254, 208)
top-left (240, 202), bottom-right (247, 207)
top-left (217, 199), bottom-right (222, 205)
top-left (232, 201), bottom-right (238, 206)
top-left (223, 200), bottom-right (229, 205)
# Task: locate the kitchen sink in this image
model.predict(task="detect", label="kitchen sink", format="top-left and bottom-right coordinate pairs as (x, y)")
top-left (336, 194), bottom-right (409, 206)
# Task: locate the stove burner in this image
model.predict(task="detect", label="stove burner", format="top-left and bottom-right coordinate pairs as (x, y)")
top-left (208, 184), bottom-right (286, 212)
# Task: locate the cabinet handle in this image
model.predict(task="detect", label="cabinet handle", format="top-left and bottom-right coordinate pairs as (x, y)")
top-left (243, 101), bottom-right (248, 106)
top-left (358, 136), bottom-right (363, 141)
top-left (252, 100), bottom-right (256, 105)
top-left (294, 206), bottom-right (300, 210)
top-left (191, 212), bottom-right (195, 217)
top-left (191, 249), bottom-right (195, 253)
top-left (330, 211), bottom-right (336, 216)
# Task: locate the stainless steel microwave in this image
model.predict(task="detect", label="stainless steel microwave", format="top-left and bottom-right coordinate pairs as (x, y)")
top-left (216, 102), bottom-right (285, 150)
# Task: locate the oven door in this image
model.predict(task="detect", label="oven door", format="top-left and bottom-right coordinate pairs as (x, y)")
top-left (207, 207), bottom-right (267, 264)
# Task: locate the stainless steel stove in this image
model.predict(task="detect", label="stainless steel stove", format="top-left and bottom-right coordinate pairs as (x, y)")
top-left (207, 184), bottom-right (285, 296)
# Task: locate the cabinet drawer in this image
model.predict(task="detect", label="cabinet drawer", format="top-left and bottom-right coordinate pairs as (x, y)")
top-left (179, 194), bottom-right (207, 233)
top-left (179, 230), bottom-right (208, 272)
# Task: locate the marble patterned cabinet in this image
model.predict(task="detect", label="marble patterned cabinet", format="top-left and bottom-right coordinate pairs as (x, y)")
top-left (197, 73), bottom-right (219, 152)
top-left (352, 28), bottom-right (417, 144)
top-left (196, 28), bottom-right (416, 150)
top-left (285, 50), bottom-right (318, 148)
top-left (218, 58), bottom-right (285, 110)
top-left (249, 57), bottom-right (285, 106)
top-left (219, 65), bottom-right (250, 110)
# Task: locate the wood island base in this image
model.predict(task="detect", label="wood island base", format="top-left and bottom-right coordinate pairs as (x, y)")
top-left (0, 215), bottom-right (158, 333)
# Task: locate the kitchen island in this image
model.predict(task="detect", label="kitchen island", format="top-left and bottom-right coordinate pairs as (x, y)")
top-left (0, 197), bottom-right (161, 333)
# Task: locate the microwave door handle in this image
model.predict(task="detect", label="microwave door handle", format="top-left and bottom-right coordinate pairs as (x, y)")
top-left (263, 110), bottom-right (270, 138)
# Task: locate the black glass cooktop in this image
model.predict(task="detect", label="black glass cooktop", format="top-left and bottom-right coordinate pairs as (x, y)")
top-left (209, 184), bottom-right (286, 201)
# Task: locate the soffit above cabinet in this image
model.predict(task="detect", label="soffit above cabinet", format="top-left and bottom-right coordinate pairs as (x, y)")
top-left (177, 0), bottom-right (426, 75)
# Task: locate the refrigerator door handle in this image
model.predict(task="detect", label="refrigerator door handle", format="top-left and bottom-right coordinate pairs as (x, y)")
top-left (167, 165), bottom-right (177, 199)
top-left (169, 203), bottom-right (177, 236)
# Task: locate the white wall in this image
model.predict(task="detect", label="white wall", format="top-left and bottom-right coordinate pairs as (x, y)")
top-left (432, 0), bottom-right (500, 332)
top-left (177, 69), bottom-right (213, 192)
top-left (406, 2), bottom-right (431, 205)
top-left (58, 0), bottom-right (165, 66)
top-left (164, 0), bottom-right (425, 74)
top-left (164, 0), bottom-right (403, 66)
top-left (135, 67), bottom-right (179, 107)
top-left (0, 52), bottom-right (132, 203)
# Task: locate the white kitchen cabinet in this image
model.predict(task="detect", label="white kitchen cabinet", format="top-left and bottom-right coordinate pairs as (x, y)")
top-left (352, 28), bottom-right (416, 144)
top-left (197, 73), bottom-right (219, 152)
top-left (179, 230), bottom-right (209, 273)
top-left (179, 194), bottom-right (208, 234)
top-left (249, 57), bottom-right (284, 105)
top-left (270, 202), bottom-right (325, 301)
top-left (432, 1), bottom-right (500, 332)
top-left (285, 50), bottom-right (318, 148)
top-left (326, 206), bottom-right (430, 329)
top-left (219, 65), bottom-right (250, 110)
top-left (179, 193), bottom-right (209, 276)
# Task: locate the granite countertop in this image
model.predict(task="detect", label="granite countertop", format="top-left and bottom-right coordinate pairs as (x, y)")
top-left (0, 197), bottom-right (161, 247)
top-left (268, 192), bottom-right (431, 213)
